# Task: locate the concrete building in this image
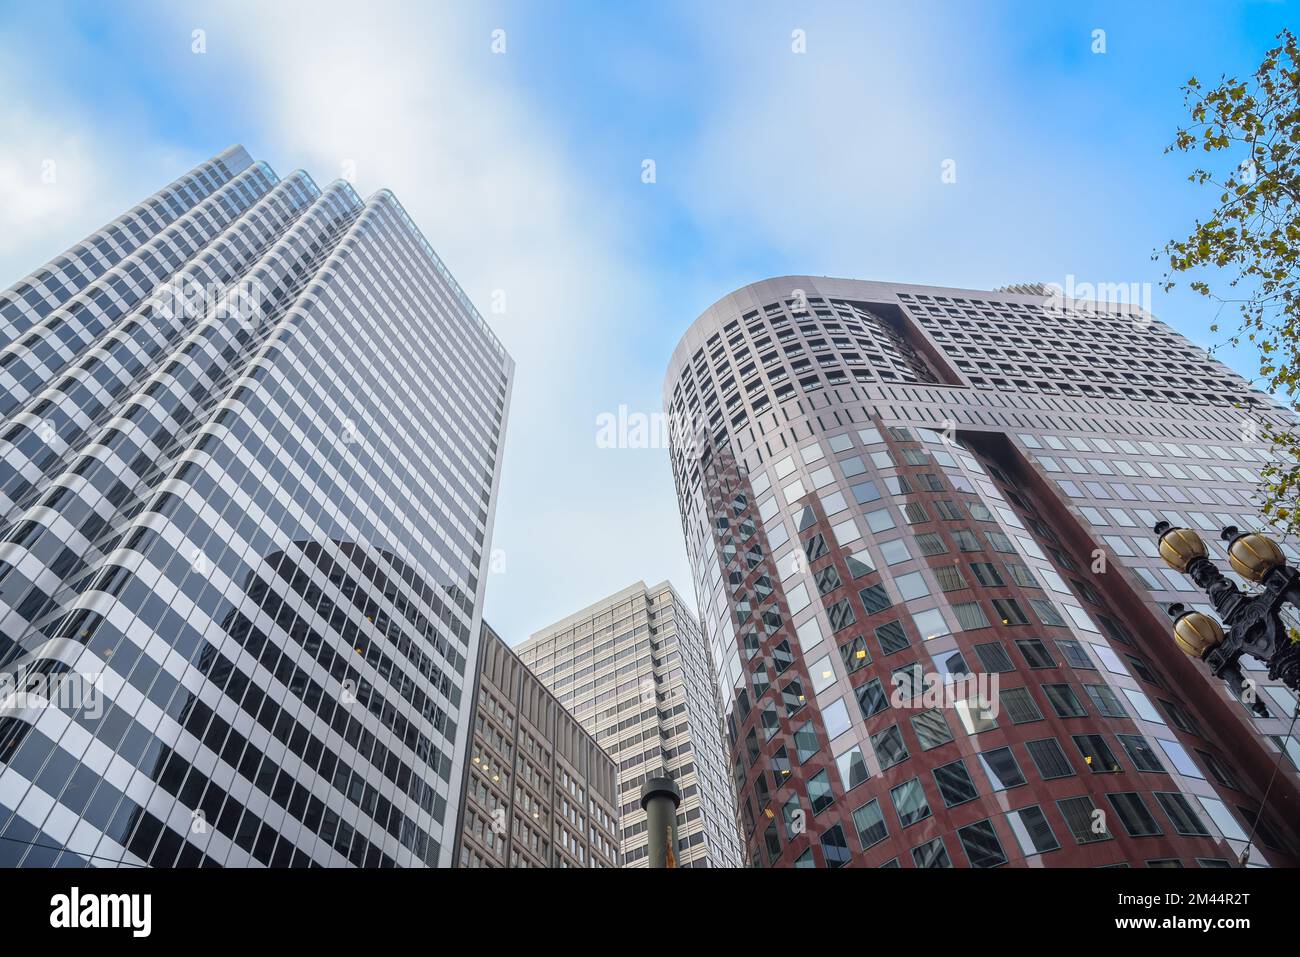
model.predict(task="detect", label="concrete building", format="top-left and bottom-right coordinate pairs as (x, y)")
top-left (663, 276), bottom-right (1300, 868)
top-left (517, 581), bottom-right (744, 867)
top-left (0, 146), bottom-right (512, 867)
top-left (453, 622), bottom-right (619, 868)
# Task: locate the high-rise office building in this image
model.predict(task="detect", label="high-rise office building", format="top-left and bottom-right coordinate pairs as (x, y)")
top-left (452, 622), bottom-right (619, 868)
top-left (517, 581), bottom-right (744, 867)
top-left (0, 146), bottom-right (513, 867)
top-left (664, 276), bottom-right (1300, 868)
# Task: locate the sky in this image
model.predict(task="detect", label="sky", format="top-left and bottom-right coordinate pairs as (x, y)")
top-left (0, 0), bottom-right (1293, 645)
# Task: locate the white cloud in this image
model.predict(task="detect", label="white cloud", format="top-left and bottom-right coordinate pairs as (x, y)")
top-left (151, 1), bottom-right (694, 640)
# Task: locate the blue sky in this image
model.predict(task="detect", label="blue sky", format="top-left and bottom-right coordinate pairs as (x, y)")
top-left (0, 0), bottom-right (1293, 644)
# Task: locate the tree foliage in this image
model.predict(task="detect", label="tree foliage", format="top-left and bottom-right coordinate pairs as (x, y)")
top-left (1162, 29), bottom-right (1300, 534)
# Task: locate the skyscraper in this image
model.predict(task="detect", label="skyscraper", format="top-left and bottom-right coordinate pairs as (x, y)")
top-left (517, 581), bottom-right (744, 867)
top-left (452, 622), bottom-right (620, 868)
top-left (0, 146), bottom-right (513, 867)
top-left (664, 276), bottom-right (1300, 868)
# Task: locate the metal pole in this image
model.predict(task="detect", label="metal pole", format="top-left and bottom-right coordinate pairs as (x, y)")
top-left (639, 775), bottom-right (682, 868)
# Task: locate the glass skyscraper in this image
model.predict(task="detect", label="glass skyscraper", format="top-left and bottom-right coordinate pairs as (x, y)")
top-left (0, 146), bottom-right (513, 867)
top-left (665, 276), bottom-right (1300, 868)
top-left (517, 581), bottom-right (744, 867)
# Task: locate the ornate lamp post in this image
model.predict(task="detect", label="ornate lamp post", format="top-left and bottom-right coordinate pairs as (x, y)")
top-left (1153, 522), bottom-right (1300, 714)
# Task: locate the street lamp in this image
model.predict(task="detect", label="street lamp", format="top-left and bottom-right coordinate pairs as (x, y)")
top-left (1153, 521), bottom-right (1300, 714)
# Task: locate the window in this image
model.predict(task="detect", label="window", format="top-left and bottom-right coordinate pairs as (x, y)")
top-left (871, 725), bottom-right (909, 770)
top-left (827, 599), bottom-right (856, 633)
top-left (808, 769), bottom-right (835, 815)
top-left (978, 747), bottom-right (1026, 790)
top-left (852, 799), bottom-right (888, 850)
top-left (1043, 683), bottom-right (1088, 718)
top-left (858, 583), bottom-right (891, 614)
top-left (835, 745), bottom-right (869, 792)
top-left (1029, 598), bottom-right (1067, 627)
top-left (763, 822), bottom-right (782, 865)
top-left (782, 678), bottom-right (808, 716)
top-left (1196, 750), bottom-right (1241, 789)
top-left (890, 778), bottom-right (932, 827)
top-left (1016, 638), bottom-right (1056, 668)
top-left (894, 571), bottom-right (930, 600)
top-left (1056, 639), bottom-right (1095, 670)
top-left (814, 565), bottom-right (842, 596)
top-left (1155, 792), bottom-right (1211, 837)
top-left (821, 698), bottom-right (851, 741)
top-left (1006, 805), bottom-right (1060, 856)
top-left (934, 565), bottom-right (966, 591)
top-left (911, 836), bottom-right (952, 868)
top-left (910, 608), bottom-right (949, 640)
top-left (1057, 795), bottom-right (1112, 843)
top-left (970, 562), bottom-right (1004, 586)
top-left (840, 635), bottom-right (870, 673)
top-left (1157, 738), bottom-right (1204, 779)
top-left (1083, 684), bottom-right (1127, 718)
top-left (1113, 733), bottom-right (1163, 773)
top-left (1073, 734), bottom-right (1123, 773)
top-left (794, 720), bottom-right (820, 762)
top-left (911, 709), bottom-right (954, 750)
top-left (1107, 792), bottom-right (1163, 837)
top-left (864, 616), bottom-right (910, 655)
top-left (973, 642), bottom-right (1015, 673)
top-left (819, 824), bottom-right (851, 868)
top-left (933, 759), bottom-right (979, 807)
top-left (953, 601), bottom-right (991, 630)
top-left (856, 678), bottom-right (888, 718)
top-left (1026, 738), bottom-right (1075, 779)
top-left (1001, 686), bottom-right (1044, 724)
top-left (957, 819), bottom-right (1008, 868)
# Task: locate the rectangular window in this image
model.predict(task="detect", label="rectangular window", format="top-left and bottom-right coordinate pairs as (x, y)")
top-left (1155, 792), bottom-right (1211, 837)
top-left (1026, 738), bottom-right (1075, 779)
top-left (910, 709), bottom-right (954, 750)
top-left (874, 619), bottom-right (909, 655)
top-left (1001, 686), bottom-right (1044, 724)
top-left (1107, 792), bottom-right (1163, 837)
top-left (973, 641), bottom-right (1015, 673)
top-left (1056, 639), bottom-right (1095, 670)
top-left (933, 759), bottom-right (979, 807)
top-left (953, 601), bottom-right (991, 630)
top-left (1072, 733), bottom-right (1123, 773)
top-left (858, 584), bottom-right (891, 614)
top-left (1016, 638), bottom-right (1056, 668)
top-left (1114, 735), bottom-right (1164, 774)
top-left (1006, 805), bottom-right (1060, 856)
top-left (1057, 795), bottom-right (1112, 844)
top-left (871, 725), bottom-right (909, 770)
top-left (992, 598), bottom-right (1030, 625)
top-left (890, 778), bottom-right (932, 827)
top-left (957, 818), bottom-right (1007, 868)
top-left (933, 565), bottom-right (966, 591)
top-left (970, 562), bottom-right (1005, 587)
top-left (1083, 684), bottom-right (1127, 718)
top-left (1043, 683), bottom-right (1088, 718)
top-left (910, 836), bottom-right (952, 868)
top-left (978, 747), bottom-right (1026, 790)
top-left (856, 678), bottom-right (888, 718)
top-left (851, 799), bottom-right (888, 849)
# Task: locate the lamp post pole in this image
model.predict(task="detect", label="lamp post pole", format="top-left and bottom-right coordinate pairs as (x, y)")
top-left (639, 775), bottom-right (682, 869)
top-left (1153, 522), bottom-right (1300, 712)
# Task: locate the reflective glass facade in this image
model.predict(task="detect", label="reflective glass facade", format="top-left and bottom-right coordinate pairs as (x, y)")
top-left (0, 146), bottom-right (513, 867)
top-left (517, 581), bottom-right (744, 867)
top-left (664, 277), bottom-right (1300, 868)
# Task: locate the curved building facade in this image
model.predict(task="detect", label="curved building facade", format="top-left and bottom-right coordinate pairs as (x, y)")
top-left (664, 276), bottom-right (1300, 868)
